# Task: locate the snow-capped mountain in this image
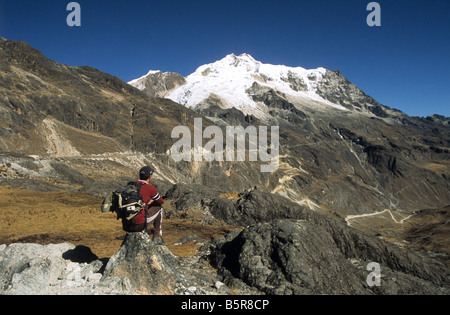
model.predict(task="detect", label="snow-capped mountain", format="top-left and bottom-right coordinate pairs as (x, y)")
top-left (165, 53), bottom-right (329, 107)
top-left (129, 53), bottom-right (393, 119)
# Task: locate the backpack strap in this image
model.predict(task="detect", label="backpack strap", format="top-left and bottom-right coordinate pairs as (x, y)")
top-left (135, 182), bottom-right (149, 231)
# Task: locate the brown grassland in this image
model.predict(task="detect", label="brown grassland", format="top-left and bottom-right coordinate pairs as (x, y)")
top-left (0, 186), bottom-right (239, 259)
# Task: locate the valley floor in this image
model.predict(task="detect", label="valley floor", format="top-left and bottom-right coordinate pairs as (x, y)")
top-left (0, 186), bottom-right (239, 259)
top-left (0, 184), bottom-right (448, 268)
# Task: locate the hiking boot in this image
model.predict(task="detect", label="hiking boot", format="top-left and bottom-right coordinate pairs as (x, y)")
top-left (152, 235), bottom-right (165, 245)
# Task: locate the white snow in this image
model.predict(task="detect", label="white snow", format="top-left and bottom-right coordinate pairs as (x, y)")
top-left (130, 53), bottom-right (347, 112)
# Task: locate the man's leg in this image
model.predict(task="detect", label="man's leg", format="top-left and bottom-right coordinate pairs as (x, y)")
top-left (146, 206), bottom-right (164, 243)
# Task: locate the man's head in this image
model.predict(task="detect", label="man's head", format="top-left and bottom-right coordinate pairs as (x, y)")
top-left (139, 166), bottom-right (154, 182)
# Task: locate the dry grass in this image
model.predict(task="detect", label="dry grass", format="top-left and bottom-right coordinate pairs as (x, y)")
top-left (0, 186), bottom-right (240, 259)
top-left (424, 162), bottom-right (449, 173)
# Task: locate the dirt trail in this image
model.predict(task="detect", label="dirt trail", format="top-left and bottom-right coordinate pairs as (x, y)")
top-left (346, 209), bottom-right (414, 226)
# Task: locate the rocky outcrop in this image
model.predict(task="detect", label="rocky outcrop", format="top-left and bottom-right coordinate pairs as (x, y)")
top-left (1, 219), bottom-right (449, 295)
top-left (164, 183), bottom-right (227, 225)
top-left (101, 232), bottom-right (179, 295)
top-left (165, 185), bottom-right (319, 227)
top-left (0, 242), bottom-right (133, 295)
top-left (0, 232), bottom-right (239, 295)
top-left (210, 188), bottom-right (312, 226)
top-left (208, 219), bottom-right (450, 295)
top-left (129, 71), bottom-right (186, 98)
top-left (162, 185), bottom-right (450, 295)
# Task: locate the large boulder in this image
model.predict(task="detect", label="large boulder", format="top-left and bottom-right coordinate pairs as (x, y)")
top-left (164, 183), bottom-right (225, 225)
top-left (210, 188), bottom-right (310, 226)
top-left (0, 242), bottom-right (132, 295)
top-left (101, 231), bottom-right (237, 295)
top-left (102, 232), bottom-right (179, 295)
top-left (0, 234), bottom-right (236, 295)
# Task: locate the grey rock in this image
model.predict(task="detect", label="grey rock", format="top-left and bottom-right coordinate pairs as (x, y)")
top-left (129, 71), bottom-right (186, 98)
top-left (102, 232), bottom-right (179, 295)
top-left (164, 183), bottom-right (225, 224)
top-left (0, 242), bottom-right (133, 295)
top-left (102, 231), bottom-right (237, 295)
top-left (209, 219), bottom-right (450, 295)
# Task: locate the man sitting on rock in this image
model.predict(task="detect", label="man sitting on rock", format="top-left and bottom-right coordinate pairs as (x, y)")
top-left (122, 166), bottom-right (165, 245)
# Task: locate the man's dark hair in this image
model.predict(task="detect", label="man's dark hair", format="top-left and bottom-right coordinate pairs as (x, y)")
top-left (139, 166), bottom-right (154, 180)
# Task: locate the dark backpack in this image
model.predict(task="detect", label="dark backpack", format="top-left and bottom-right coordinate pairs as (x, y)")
top-left (101, 182), bottom-right (146, 222)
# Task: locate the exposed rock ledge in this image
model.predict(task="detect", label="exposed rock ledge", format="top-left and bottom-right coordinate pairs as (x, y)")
top-left (0, 232), bottom-right (236, 295)
top-left (1, 221), bottom-right (449, 295)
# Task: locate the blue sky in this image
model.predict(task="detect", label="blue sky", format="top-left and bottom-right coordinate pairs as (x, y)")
top-left (0, 0), bottom-right (449, 117)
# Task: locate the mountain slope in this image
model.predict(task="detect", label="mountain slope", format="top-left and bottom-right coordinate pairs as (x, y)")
top-left (0, 37), bottom-right (211, 194)
top-left (129, 53), bottom-right (450, 215)
top-left (2, 38), bottom-right (447, 214)
top-left (0, 38), bottom-right (448, 234)
top-left (0, 37), bottom-right (200, 157)
top-left (130, 53), bottom-right (407, 121)
top-left (0, 38), bottom-right (449, 294)
top-left (128, 70), bottom-right (186, 98)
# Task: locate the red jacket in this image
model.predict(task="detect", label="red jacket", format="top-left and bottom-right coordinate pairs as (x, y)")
top-left (136, 180), bottom-right (164, 206)
top-left (123, 180), bottom-right (164, 226)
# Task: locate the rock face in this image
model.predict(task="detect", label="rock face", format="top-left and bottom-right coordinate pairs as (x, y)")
top-left (316, 70), bottom-right (388, 115)
top-left (0, 242), bottom-right (133, 295)
top-left (0, 232), bottom-right (237, 295)
top-left (1, 220), bottom-right (449, 295)
top-left (210, 220), bottom-right (367, 295)
top-left (128, 71), bottom-right (186, 98)
top-left (102, 232), bottom-right (179, 295)
top-left (209, 219), bottom-right (450, 295)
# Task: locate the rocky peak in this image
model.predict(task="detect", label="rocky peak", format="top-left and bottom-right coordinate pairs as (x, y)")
top-left (128, 71), bottom-right (186, 98)
top-left (216, 53), bottom-right (261, 72)
top-left (129, 53), bottom-right (413, 121)
top-left (130, 53), bottom-right (331, 114)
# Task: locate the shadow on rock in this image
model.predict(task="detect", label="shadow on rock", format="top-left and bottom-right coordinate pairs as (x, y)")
top-left (62, 245), bottom-right (98, 264)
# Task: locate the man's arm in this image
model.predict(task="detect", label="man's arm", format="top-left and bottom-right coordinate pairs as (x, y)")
top-left (148, 186), bottom-right (164, 205)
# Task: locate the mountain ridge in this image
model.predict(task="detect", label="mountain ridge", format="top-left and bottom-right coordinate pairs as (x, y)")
top-left (1, 37), bottom-right (448, 207)
top-left (0, 37), bottom-right (449, 281)
top-left (129, 53), bottom-right (441, 123)
top-left (130, 53), bottom-right (350, 117)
